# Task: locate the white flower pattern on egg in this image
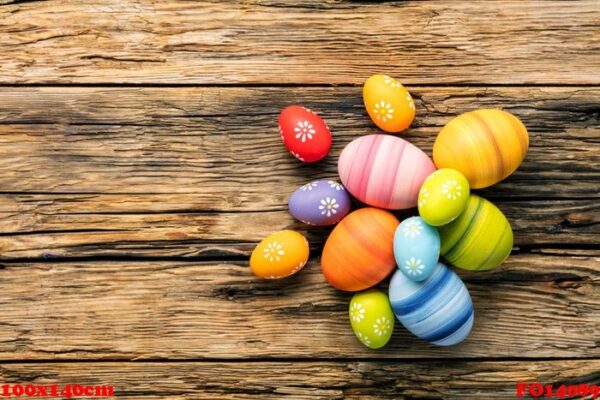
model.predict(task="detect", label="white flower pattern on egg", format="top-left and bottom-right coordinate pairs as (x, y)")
top-left (294, 120), bottom-right (316, 143)
top-left (356, 332), bottom-right (371, 346)
top-left (402, 219), bottom-right (423, 238)
top-left (442, 179), bottom-right (462, 200)
top-left (300, 182), bottom-right (318, 191)
top-left (350, 302), bottom-right (365, 323)
top-left (290, 151), bottom-right (305, 162)
top-left (406, 93), bottom-right (415, 110)
top-left (328, 180), bottom-right (343, 191)
top-left (405, 257), bottom-right (425, 276)
top-left (418, 187), bottom-right (430, 208)
top-left (289, 260), bottom-right (306, 276)
top-left (383, 75), bottom-right (401, 89)
top-left (301, 106), bottom-right (316, 115)
top-left (373, 100), bottom-right (394, 122)
top-left (318, 197), bottom-right (339, 217)
top-left (373, 317), bottom-right (391, 337)
top-left (263, 241), bottom-right (285, 262)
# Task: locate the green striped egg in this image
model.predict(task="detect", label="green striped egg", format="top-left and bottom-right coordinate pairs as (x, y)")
top-left (439, 194), bottom-right (513, 271)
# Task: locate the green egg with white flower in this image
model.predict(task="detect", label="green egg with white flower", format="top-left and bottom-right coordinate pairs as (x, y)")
top-left (349, 289), bottom-right (394, 349)
top-left (418, 168), bottom-right (470, 226)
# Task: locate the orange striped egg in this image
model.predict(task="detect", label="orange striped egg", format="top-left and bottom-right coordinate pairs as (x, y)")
top-left (321, 208), bottom-right (399, 292)
top-left (433, 109), bottom-right (529, 189)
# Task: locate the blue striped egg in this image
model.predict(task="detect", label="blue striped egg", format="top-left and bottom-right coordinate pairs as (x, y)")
top-left (388, 262), bottom-right (474, 346)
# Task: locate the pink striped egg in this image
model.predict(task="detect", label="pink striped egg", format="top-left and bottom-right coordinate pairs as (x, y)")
top-left (338, 134), bottom-right (436, 210)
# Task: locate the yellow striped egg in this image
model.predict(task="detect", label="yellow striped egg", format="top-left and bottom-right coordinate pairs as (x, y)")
top-left (439, 194), bottom-right (513, 271)
top-left (433, 109), bottom-right (529, 189)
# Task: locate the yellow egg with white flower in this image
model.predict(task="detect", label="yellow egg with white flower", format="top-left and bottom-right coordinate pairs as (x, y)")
top-left (349, 290), bottom-right (394, 349)
top-left (250, 230), bottom-right (309, 279)
top-left (418, 169), bottom-right (470, 226)
top-left (363, 74), bottom-right (416, 133)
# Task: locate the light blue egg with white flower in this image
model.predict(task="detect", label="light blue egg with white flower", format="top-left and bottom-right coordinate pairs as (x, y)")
top-left (393, 216), bottom-right (440, 282)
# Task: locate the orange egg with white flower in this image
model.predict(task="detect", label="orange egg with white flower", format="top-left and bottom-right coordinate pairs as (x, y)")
top-left (250, 230), bottom-right (310, 279)
top-left (363, 74), bottom-right (416, 133)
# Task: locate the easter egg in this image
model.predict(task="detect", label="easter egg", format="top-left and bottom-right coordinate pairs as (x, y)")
top-left (338, 134), bottom-right (436, 210)
top-left (363, 74), bottom-right (416, 133)
top-left (433, 109), bottom-right (529, 189)
top-left (250, 230), bottom-right (309, 279)
top-left (321, 207), bottom-right (399, 291)
top-left (349, 290), bottom-right (394, 349)
top-left (389, 263), bottom-right (474, 346)
top-left (418, 168), bottom-right (470, 226)
top-left (288, 180), bottom-right (351, 226)
top-left (393, 217), bottom-right (440, 282)
top-left (279, 105), bottom-right (332, 163)
top-left (438, 194), bottom-right (513, 271)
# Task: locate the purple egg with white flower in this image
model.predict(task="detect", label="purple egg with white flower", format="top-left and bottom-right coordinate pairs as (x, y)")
top-left (288, 180), bottom-right (351, 226)
top-left (393, 216), bottom-right (440, 282)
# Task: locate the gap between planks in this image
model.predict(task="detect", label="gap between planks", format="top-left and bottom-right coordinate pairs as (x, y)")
top-left (0, 356), bottom-right (599, 364)
top-left (0, 83), bottom-right (600, 88)
top-left (1, 1), bottom-right (599, 85)
top-left (0, 246), bottom-right (597, 265)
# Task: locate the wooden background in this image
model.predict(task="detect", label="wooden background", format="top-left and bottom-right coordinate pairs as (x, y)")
top-left (0, 1), bottom-right (598, 398)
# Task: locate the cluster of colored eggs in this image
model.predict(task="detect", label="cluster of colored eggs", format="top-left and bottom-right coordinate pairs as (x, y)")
top-left (249, 74), bottom-right (529, 350)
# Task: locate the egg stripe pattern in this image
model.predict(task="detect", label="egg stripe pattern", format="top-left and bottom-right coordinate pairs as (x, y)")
top-left (339, 135), bottom-right (435, 210)
top-left (340, 135), bottom-right (399, 206)
top-left (470, 112), bottom-right (505, 179)
top-left (396, 268), bottom-right (472, 342)
top-left (439, 195), bottom-right (513, 271)
top-left (433, 109), bottom-right (528, 189)
top-left (469, 110), bottom-right (525, 182)
top-left (331, 210), bottom-right (394, 283)
top-left (389, 263), bottom-right (474, 346)
top-left (442, 196), bottom-right (484, 259)
top-left (322, 208), bottom-right (398, 292)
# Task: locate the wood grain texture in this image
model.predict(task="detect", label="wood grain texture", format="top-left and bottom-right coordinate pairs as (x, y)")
top-left (0, 360), bottom-right (598, 399)
top-left (0, 86), bottom-right (596, 200)
top-left (0, 2), bottom-right (598, 394)
top-left (0, 1), bottom-right (599, 84)
top-left (0, 86), bottom-right (597, 259)
top-left (0, 197), bottom-right (597, 260)
top-left (0, 252), bottom-right (597, 360)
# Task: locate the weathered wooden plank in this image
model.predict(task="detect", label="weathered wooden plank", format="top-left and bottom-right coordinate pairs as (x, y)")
top-left (0, 360), bottom-right (598, 399)
top-left (0, 1), bottom-right (598, 84)
top-left (0, 86), bottom-right (597, 200)
top-left (0, 252), bottom-right (596, 360)
top-left (0, 197), bottom-right (596, 259)
top-left (0, 86), bottom-right (596, 258)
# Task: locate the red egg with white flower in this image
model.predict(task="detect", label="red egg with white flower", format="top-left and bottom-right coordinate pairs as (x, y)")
top-left (279, 105), bottom-right (332, 163)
